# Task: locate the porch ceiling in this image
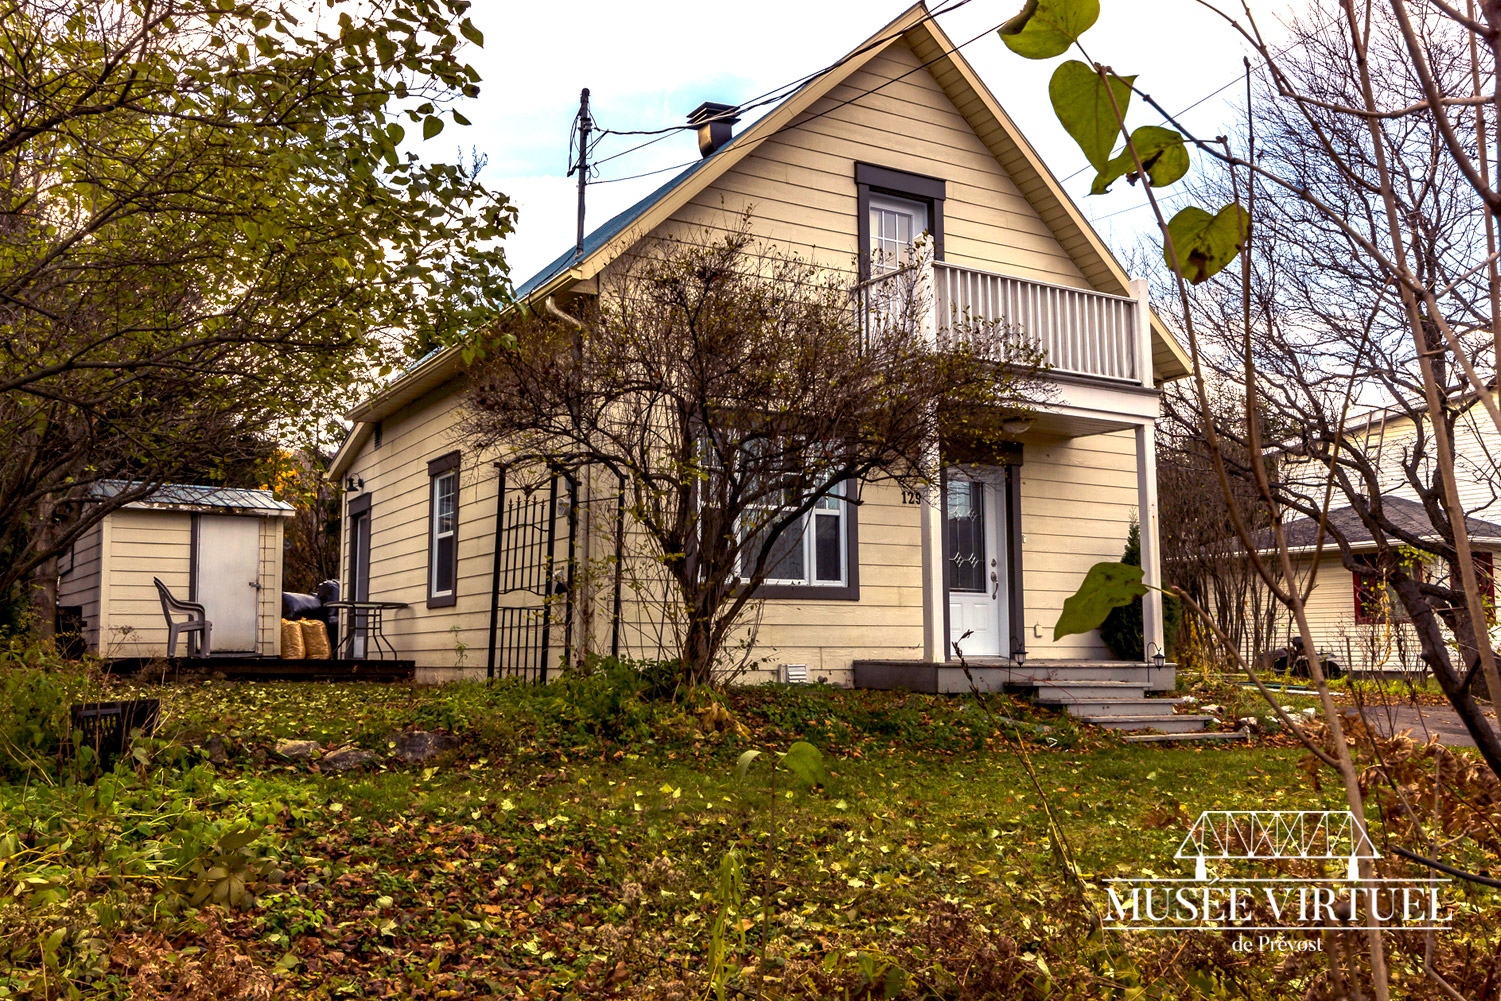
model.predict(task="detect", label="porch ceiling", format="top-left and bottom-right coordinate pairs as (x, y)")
top-left (1025, 409), bottom-right (1139, 438)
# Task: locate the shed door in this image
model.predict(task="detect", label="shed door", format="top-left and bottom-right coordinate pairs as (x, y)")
top-left (196, 516), bottom-right (261, 653)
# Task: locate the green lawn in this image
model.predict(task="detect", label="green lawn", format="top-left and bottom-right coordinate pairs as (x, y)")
top-left (1, 666), bottom-right (1495, 999)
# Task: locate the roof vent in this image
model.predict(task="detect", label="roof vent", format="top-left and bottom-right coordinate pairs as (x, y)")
top-left (687, 102), bottom-right (740, 158)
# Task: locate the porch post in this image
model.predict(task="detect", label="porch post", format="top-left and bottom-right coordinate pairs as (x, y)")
top-left (919, 250), bottom-right (947, 663)
top-left (1135, 421), bottom-right (1164, 661)
top-left (920, 458), bottom-right (947, 663)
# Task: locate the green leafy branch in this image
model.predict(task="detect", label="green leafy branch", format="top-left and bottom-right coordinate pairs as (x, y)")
top-left (1000, 0), bottom-right (1245, 284)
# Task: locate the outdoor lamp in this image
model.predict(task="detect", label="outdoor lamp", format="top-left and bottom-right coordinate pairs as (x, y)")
top-left (1148, 641), bottom-right (1166, 670)
top-left (346, 475), bottom-right (364, 492)
top-left (1011, 642), bottom-right (1026, 667)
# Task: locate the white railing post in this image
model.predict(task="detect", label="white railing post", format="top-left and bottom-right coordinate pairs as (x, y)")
top-left (1130, 277), bottom-right (1152, 388)
top-left (918, 243), bottom-right (938, 349)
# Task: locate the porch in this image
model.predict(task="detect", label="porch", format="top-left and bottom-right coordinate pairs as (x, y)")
top-left (852, 658), bottom-right (1176, 694)
top-left (870, 258), bottom-right (1167, 672)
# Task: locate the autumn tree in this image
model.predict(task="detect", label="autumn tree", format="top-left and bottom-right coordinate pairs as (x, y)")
top-left (464, 228), bottom-right (1049, 688)
top-left (0, 0), bottom-right (514, 632)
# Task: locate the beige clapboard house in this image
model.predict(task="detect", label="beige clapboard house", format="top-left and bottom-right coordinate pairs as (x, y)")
top-left (1264, 398), bottom-right (1501, 673)
top-left (328, 4), bottom-right (1192, 690)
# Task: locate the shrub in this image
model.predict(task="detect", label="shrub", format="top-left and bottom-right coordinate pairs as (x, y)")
top-left (0, 642), bottom-right (106, 782)
top-left (1099, 522), bottom-right (1183, 661)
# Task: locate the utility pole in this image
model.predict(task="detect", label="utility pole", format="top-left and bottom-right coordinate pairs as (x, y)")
top-left (568, 88), bottom-right (592, 264)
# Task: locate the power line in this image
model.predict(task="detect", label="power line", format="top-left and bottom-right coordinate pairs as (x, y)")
top-left (589, 0), bottom-right (977, 147)
top-left (594, 7), bottom-right (1002, 185)
top-left (1058, 7), bottom-right (1347, 186)
top-left (594, 156), bottom-right (702, 186)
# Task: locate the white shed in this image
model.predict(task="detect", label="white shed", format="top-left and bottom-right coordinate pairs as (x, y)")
top-left (58, 482), bottom-right (293, 659)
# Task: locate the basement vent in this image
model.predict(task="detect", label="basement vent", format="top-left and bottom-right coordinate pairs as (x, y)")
top-left (373, 421), bottom-right (383, 449)
top-left (781, 663), bottom-right (809, 684)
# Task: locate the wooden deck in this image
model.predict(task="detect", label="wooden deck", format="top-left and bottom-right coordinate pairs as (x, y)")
top-left (103, 657), bottom-right (416, 682)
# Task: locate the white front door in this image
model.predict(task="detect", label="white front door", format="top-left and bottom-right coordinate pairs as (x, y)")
top-left (196, 515), bottom-right (261, 653)
top-left (946, 471), bottom-right (1007, 659)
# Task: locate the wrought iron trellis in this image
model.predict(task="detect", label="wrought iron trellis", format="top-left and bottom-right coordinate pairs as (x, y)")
top-left (484, 465), bottom-right (624, 682)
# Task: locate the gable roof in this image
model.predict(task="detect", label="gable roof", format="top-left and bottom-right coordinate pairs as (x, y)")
top-left (331, 2), bottom-right (1192, 478)
top-left (1257, 496), bottom-right (1501, 552)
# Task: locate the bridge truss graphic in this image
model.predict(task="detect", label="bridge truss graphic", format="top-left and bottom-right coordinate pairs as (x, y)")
top-left (1176, 811), bottom-right (1378, 881)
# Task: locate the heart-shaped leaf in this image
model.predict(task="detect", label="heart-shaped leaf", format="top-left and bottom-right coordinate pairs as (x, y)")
top-left (1049, 61), bottom-right (1135, 172)
top-left (1163, 203), bottom-right (1249, 284)
top-left (777, 741), bottom-right (827, 788)
top-left (423, 115), bottom-right (443, 140)
top-left (1091, 125), bottom-right (1190, 194)
top-left (1054, 562), bottom-right (1148, 641)
top-left (999, 0), bottom-right (1100, 60)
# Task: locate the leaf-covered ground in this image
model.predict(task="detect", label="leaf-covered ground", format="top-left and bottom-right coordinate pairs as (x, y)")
top-left (3, 667), bottom-right (1499, 999)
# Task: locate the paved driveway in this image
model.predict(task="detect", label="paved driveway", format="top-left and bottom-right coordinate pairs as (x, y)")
top-left (1341, 703), bottom-right (1498, 748)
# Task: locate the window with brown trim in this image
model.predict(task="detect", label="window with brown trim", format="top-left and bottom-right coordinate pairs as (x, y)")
top-left (1450, 552), bottom-right (1496, 624)
top-left (427, 452), bottom-right (460, 607)
top-left (855, 162), bottom-right (946, 283)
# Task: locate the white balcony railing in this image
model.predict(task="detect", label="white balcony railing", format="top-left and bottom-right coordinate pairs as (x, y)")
top-left (859, 259), bottom-right (1148, 385)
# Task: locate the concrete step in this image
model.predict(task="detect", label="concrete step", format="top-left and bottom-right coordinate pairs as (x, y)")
top-left (1042, 697), bottom-right (1183, 718)
top-left (1010, 664), bottom-right (1176, 691)
top-left (1022, 680), bottom-right (1149, 702)
top-left (1082, 713), bottom-right (1216, 734)
top-left (1122, 730), bottom-right (1250, 743)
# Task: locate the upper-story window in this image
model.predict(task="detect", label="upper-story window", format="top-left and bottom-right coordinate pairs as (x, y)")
top-left (855, 162), bottom-right (946, 283)
top-left (868, 193), bottom-right (929, 274)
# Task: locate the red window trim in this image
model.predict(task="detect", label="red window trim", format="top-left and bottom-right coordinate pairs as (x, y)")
top-left (1353, 571), bottom-right (1383, 626)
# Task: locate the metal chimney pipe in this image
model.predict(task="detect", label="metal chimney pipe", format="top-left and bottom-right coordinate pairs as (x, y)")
top-left (687, 101), bottom-right (741, 158)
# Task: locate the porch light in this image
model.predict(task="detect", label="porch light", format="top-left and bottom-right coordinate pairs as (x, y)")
top-left (345, 476), bottom-right (364, 493)
top-left (1010, 642), bottom-right (1026, 667)
top-left (1147, 641), bottom-right (1166, 670)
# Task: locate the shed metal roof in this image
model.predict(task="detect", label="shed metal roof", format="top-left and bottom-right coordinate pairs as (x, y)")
top-left (91, 480), bottom-right (295, 517)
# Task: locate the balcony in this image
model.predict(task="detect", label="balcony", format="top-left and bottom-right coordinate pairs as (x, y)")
top-left (860, 259), bottom-right (1152, 388)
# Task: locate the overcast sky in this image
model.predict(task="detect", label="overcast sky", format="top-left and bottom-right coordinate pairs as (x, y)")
top-left (436, 1), bottom-right (1313, 288)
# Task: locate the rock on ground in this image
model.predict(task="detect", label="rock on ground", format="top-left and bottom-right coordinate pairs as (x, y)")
top-left (273, 739), bottom-right (320, 760)
top-left (321, 746), bottom-right (377, 771)
top-left (389, 730), bottom-right (462, 763)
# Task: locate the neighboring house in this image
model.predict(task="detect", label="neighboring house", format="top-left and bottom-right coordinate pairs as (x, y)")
top-left (1263, 399), bottom-right (1501, 671)
top-left (328, 3), bottom-right (1192, 686)
top-left (58, 482), bottom-right (291, 659)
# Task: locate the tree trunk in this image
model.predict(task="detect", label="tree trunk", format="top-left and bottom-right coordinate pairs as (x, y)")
top-left (30, 556), bottom-right (57, 646)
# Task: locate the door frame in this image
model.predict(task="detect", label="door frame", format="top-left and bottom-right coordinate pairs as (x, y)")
top-left (347, 493), bottom-right (372, 657)
top-left (943, 466), bottom-right (1006, 659)
top-left (941, 456), bottom-right (1025, 662)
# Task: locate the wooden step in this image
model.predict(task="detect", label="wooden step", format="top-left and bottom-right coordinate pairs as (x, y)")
top-left (1122, 730), bottom-right (1250, 743)
top-left (1082, 713), bottom-right (1216, 733)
